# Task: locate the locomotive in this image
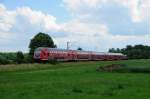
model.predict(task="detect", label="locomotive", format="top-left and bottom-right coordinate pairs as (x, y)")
top-left (34, 47), bottom-right (127, 61)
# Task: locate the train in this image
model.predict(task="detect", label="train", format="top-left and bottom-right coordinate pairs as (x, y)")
top-left (34, 47), bottom-right (127, 61)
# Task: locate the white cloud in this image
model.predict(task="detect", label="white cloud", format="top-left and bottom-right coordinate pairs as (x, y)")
top-left (0, 4), bottom-right (16, 31)
top-left (0, 4), bottom-right (60, 33)
top-left (0, 31), bottom-right (16, 41)
top-left (138, 0), bottom-right (150, 22)
top-left (61, 19), bottom-right (109, 36)
top-left (0, 4), bottom-right (61, 52)
top-left (114, 0), bottom-right (150, 22)
top-left (16, 7), bottom-right (61, 31)
top-left (63, 0), bottom-right (107, 11)
top-left (63, 0), bottom-right (150, 23)
top-left (115, 0), bottom-right (141, 22)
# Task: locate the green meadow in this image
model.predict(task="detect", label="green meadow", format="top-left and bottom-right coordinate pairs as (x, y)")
top-left (0, 59), bottom-right (150, 99)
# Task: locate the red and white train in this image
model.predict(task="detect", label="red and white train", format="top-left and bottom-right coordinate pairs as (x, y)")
top-left (34, 47), bottom-right (127, 61)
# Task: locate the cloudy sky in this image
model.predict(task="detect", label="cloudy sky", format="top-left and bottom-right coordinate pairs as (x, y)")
top-left (0, 0), bottom-right (150, 52)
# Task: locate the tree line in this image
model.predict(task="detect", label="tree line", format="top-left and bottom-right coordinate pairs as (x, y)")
top-left (109, 45), bottom-right (150, 59)
top-left (0, 52), bottom-right (27, 64)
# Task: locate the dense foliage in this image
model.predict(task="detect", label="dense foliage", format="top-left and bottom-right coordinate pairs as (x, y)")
top-left (16, 51), bottom-right (24, 64)
top-left (109, 45), bottom-right (150, 59)
top-left (0, 53), bottom-right (17, 64)
top-left (0, 52), bottom-right (30, 64)
top-left (77, 47), bottom-right (83, 51)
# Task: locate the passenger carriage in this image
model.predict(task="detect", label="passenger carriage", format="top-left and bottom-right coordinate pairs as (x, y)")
top-left (34, 47), bottom-right (127, 61)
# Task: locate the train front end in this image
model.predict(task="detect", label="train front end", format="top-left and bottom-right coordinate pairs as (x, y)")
top-left (34, 48), bottom-right (43, 61)
top-left (34, 47), bottom-right (50, 61)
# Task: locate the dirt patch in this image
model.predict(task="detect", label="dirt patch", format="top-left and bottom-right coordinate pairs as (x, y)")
top-left (96, 64), bottom-right (126, 72)
top-left (96, 64), bottom-right (150, 73)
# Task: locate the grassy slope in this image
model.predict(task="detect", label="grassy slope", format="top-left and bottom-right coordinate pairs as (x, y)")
top-left (0, 59), bottom-right (150, 99)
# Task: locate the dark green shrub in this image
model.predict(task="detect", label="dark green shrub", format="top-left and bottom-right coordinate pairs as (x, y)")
top-left (128, 68), bottom-right (150, 73)
top-left (0, 53), bottom-right (17, 64)
top-left (48, 59), bottom-right (58, 65)
top-left (117, 84), bottom-right (124, 89)
top-left (16, 51), bottom-right (24, 64)
top-left (97, 64), bottom-right (150, 73)
top-left (0, 55), bottom-right (10, 64)
top-left (24, 55), bottom-right (34, 63)
top-left (72, 87), bottom-right (83, 93)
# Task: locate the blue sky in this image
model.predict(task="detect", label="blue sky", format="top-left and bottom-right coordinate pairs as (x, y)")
top-left (0, 0), bottom-right (150, 52)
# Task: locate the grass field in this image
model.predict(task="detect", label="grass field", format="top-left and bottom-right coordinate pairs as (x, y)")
top-left (0, 59), bottom-right (150, 99)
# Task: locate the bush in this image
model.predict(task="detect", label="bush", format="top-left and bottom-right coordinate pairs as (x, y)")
top-left (24, 54), bottom-right (34, 63)
top-left (97, 64), bottom-right (150, 73)
top-left (72, 87), bottom-right (83, 93)
top-left (0, 53), bottom-right (17, 64)
top-left (0, 52), bottom-right (35, 64)
top-left (16, 51), bottom-right (24, 64)
top-left (0, 55), bottom-right (10, 65)
top-left (128, 68), bottom-right (150, 73)
top-left (48, 59), bottom-right (58, 65)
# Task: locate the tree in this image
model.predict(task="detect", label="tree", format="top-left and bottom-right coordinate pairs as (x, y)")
top-left (29, 32), bottom-right (56, 56)
top-left (108, 44), bottom-right (150, 59)
top-left (16, 51), bottom-right (24, 64)
top-left (109, 48), bottom-right (115, 53)
top-left (109, 48), bottom-right (121, 53)
top-left (77, 47), bottom-right (83, 51)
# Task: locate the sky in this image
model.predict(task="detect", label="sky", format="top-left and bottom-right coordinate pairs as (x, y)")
top-left (0, 0), bottom-right (150, 52)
